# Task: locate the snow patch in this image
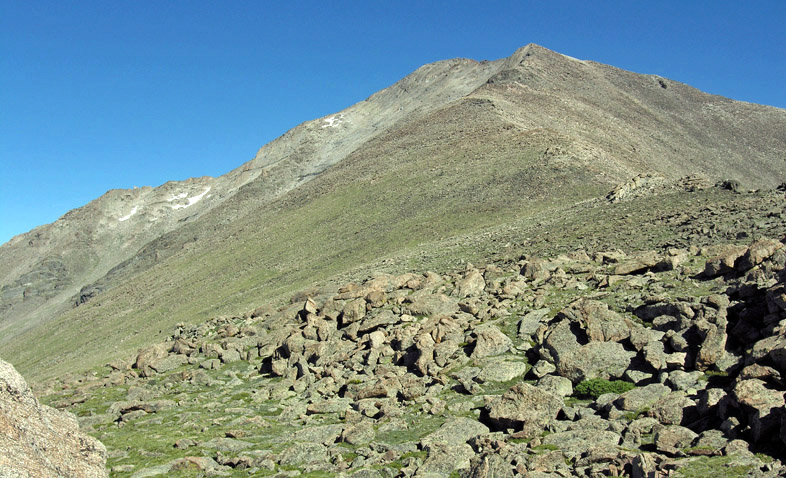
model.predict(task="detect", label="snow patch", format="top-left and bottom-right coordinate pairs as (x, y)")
top-left (167, 192), bottom-right (188, 202)
top-left (322, 114), bottom-right (345, 128)
top-left (171, 187), bottom-right (211, 210)
top-left (118, 206), bottom-right (138, 222)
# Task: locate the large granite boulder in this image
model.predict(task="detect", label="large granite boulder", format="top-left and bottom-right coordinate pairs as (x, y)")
top-left (0, 358), bottom-right (107, 477)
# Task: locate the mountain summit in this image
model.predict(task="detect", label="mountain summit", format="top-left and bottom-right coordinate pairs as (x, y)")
top-left (1, 44), bottom-right (784, 382)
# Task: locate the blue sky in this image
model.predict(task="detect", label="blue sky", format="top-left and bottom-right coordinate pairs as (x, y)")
top-left (1, 1), bottom-right (784, 245)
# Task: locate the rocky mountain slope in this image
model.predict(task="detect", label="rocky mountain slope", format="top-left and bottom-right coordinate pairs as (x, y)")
top-left (1, 43), bottom-right (785, 478)
top-left (0, 55), bottom-right (498, 343)
top-left (31, 209), bottom-right (786, 477)
top-left (2, 44), bottom-right (785, 386)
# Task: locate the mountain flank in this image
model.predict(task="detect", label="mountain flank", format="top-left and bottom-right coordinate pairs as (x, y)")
top-left (1, 44), bottom-right (784, 386)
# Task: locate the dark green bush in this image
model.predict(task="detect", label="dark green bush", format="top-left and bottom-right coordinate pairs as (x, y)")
top-left (573, 378), bottom-right (634, 399)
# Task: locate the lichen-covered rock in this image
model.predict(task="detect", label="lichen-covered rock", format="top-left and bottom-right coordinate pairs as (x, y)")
top-left (471, 324), bottom-right (512, 359)
top-left (615, 383), bottom-right (671, 412)
top-left (420, 417), bottom-right (489, 447)
top-left (486, 383), bottom-right (562, 438)
top-left (654, 425), bottom-right (697, 455)
top-left (732, 379), bottom-right (785, 442)
top-left (18, 234), bottom-right (786, 478)
top-left (133, 343), bottom-right (170, 377)
top-left (556, 341), bottom-right (635, 383)
top-left (0, 358), bottom-right (107, 477)
top-left (736, 238), bottom-right (783, 272)
top-left (455, 268), bottom-right (486, 298)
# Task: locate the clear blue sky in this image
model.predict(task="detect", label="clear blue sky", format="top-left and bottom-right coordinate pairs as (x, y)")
top-left (1, 1), bottom-right (784, 245)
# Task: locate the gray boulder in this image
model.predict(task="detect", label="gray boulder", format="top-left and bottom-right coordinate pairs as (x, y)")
top-left (654, 425), bottom-right (698, 455)
top-left (421, 417), bottom-right (489, 447)
top-left (454, 268), bottom-right (486, 298)
top-left (615, 383), bottom-right (671, 412)
top-left (556, 341), bottom-right (635, 383)
top-left (541, 429), bottom-right (621, 460)
top-left (733, 378), bottom-right (785, 442)
top-left (486, 383), bottom-right (562, 438)
top-left (471, 325), bottom-right (512, 359)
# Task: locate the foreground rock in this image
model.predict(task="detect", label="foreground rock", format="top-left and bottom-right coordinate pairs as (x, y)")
top-left (0, 358), bottom-right (107, 477)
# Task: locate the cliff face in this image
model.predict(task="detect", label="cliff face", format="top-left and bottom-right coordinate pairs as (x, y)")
top-left (0, 358), bottom-right (107, 477)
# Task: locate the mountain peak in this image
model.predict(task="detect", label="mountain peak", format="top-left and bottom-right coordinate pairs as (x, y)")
top-left (505, 43), bottom-right (560, 64)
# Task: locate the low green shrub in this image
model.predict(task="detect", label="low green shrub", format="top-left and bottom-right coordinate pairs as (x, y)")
top-left (573, 378), bottom-right (634, 399)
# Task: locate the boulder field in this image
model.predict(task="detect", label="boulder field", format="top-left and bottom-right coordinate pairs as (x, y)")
top-left (18, 236), bottom-right (786, 477)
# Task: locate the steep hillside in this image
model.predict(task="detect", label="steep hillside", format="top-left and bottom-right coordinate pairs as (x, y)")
top-left (0, 56), bottom-right (499, 343)
top-left (1, 44), bottom-right (784, 383)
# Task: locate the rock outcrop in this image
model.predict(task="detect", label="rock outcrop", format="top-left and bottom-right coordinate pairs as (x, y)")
top-left (0, 358), bottom-right (107, 477)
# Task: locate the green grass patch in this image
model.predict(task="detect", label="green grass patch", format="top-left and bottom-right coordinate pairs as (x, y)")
top-left (624, 407), bottom-right (650, 422)
top-left (573, 378), bottom-right (635, 400)
top-left (532, 443), bottom-right (560, 452)
top-left (674, 455), bottom-right (753, 478)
